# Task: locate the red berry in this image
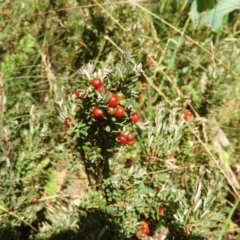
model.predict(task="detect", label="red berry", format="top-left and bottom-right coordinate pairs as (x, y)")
top-left (108, 93), bottom-right (119, 107)
top-left (64, 117), bottom-right (72, 126)
top-left (184, 110), bottom-right (193, 121)
top-left (79, 41), bottom-right (84, 47)
top-left (75, 90), bottom-right (82, 99)
top-left (152, 56), bottom-right (157, 61)
top-left (32, 197), bottom-right (39, 204)
top-left (115, 106), bottom-right (125, 117)
top-left (184, 115), bottom-right (191, 121)
top-left (186, 110), bottom-right (192, 115)
top-left (159, 207), bottom-right (165, 216)
top-left (127, 132), bottom-right (135, 141)
top-left (124, 160), bottom-right (132, 168)
top-left (127, 139), bottom-right (135, 146)
top-left (130, 112), bottom-right (140, 123)
top-left (91, 78), bottom-right (102, 89)
top-left (142, 82), bottom-right (148, 88)
top-left (117, 133), bottom-right (128, 144)
top-left (2, 11), bottom-right (7, 17)
top-left (141, 227), bottom-right (148, 234)
top-left (145, 61), bottom-right (152, 67)
top-left (93, 107), bottom-right (104, 120)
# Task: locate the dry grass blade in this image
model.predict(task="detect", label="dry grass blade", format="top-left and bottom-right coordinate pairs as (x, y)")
top-left (93, 0), bottom-right (126, 31)
top-left (40, 52), bottom-right (56, 97)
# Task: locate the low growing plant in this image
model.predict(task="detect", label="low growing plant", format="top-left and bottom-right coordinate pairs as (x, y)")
top-left (58, 52), bottom-right (228, 239)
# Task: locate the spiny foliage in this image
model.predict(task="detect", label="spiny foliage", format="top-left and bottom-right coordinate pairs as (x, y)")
top-left (0, 0), bottom-right (240, 239)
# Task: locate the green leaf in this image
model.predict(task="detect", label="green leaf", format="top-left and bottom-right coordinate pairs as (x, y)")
top-left (196, 0), bottom-right (216, 12)
top-left (105, 126), bottom-right (111, 132)
top-left (44, 170), bottom-right (59, 196)
top-left (190, 0), bottom-right (240, 32)
top-left (106, 205), bottom-right (117, 214)
top-left (80, 129), bottom-right (88, 137)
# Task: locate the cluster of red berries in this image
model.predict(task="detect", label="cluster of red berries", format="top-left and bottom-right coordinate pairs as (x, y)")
top-left (135, 208), bottom-right (165, 237)
top-left (64, 78), bottom-right (141, 146)
top-left (184, 110), bottom-right (193, 121)
top-left (136, 219), bottom-right (155, 238)
top-left (90, 78), bottom-right (141, 121)
top-left (117, 132), bottom-right (136, 146)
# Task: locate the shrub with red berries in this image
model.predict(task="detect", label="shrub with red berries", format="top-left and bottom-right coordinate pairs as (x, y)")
top-left (62, 52), bottom-right (143, 185)
top-left (60, 52), bottom-right (226, 239)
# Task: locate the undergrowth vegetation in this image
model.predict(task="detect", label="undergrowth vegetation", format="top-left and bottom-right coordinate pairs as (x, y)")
top-left (0, 0), bottom-right (240, 239)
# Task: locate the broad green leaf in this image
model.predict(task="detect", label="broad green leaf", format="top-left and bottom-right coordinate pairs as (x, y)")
top-left (190, 0), bottom-right (240, 32)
